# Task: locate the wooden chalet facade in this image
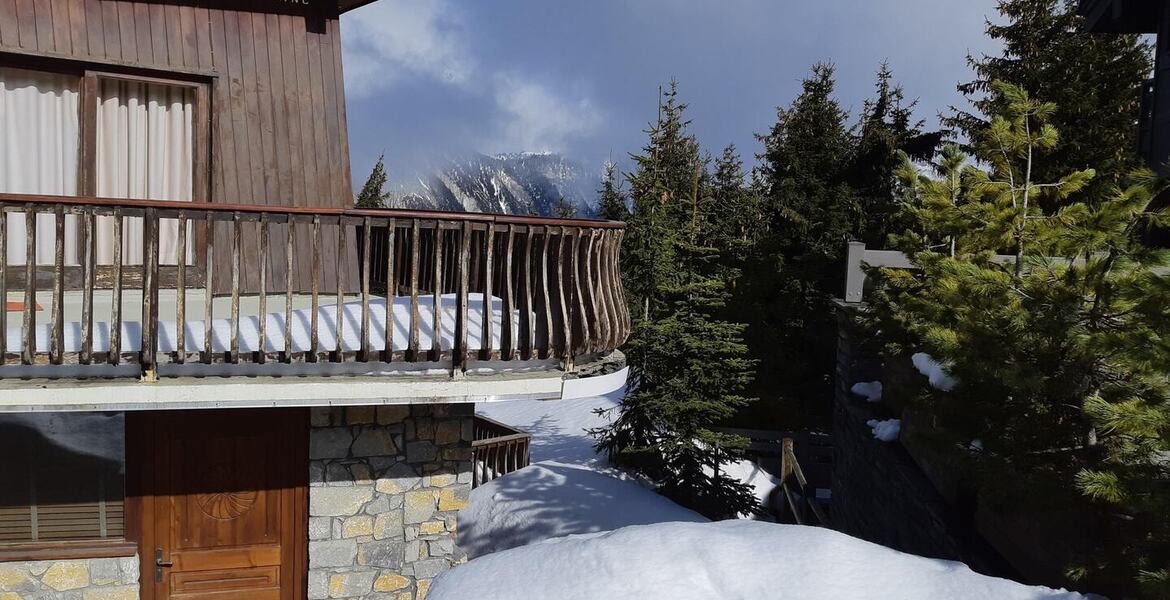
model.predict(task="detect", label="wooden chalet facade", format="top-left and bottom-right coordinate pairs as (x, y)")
top-left (0, 2), bottom-right (630, 599)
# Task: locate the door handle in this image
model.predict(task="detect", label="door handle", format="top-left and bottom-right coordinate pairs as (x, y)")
top-left (154, 548), bottom-right (174, 582)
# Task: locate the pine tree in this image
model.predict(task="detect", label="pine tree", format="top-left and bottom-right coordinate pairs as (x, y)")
top-left (947, 0), bottom-right (1152, 196)
top-left (874, 82), bottom-right (1169, 596)
top-left (592, 82), bottom-right (759, 519)
top-left (356, 154), bottom-right (391, 209)
top-left (597, 160), bottom-right (630, 222)
top-left (748, 63), bottom-right (859, 424)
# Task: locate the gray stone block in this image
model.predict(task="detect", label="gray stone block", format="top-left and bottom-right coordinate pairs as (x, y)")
top-left (358, 541), bottom-right (405, 569)
top-left (405, 441), bottom-right (437, 463)
top-left (412, 558), bottom-right (450, 580)
top-left (310, 428), bottom-right (353, 460)
top-left (308, 539), bottom-right (358, 569)
top-left (309, 517), bottom-right (333, 541)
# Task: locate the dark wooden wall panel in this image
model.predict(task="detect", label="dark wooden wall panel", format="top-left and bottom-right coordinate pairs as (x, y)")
top-left (0, 0), bottom-right (356, 292)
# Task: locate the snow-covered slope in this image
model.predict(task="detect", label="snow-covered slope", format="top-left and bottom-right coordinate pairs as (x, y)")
top-left (433, 520), bottom-right (1090, 600)
top-left (463, 385), bottom-right (708, 557)
top-left (459, 462), bottom-right (707, 558)
top-left (393, 152), bottom-right (598, 217)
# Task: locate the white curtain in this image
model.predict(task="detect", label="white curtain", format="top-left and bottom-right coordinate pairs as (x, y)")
top-left (95, 79), bottom-right (194, 265)
top-left (0, 67), bottom-right (80, 266)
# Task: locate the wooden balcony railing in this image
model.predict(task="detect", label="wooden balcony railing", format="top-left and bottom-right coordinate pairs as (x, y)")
top-left (0, 193), bottom-right (630, 380)
top-left (471, 415), bottom-right (532, 488)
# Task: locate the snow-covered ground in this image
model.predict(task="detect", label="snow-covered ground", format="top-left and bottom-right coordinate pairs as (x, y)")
top-left (432, 520), bottom-right (1089, 600)
top-left (448, 369), bottom-right (1084, 599)
top-left (463, 380), bottom-right (710, 557)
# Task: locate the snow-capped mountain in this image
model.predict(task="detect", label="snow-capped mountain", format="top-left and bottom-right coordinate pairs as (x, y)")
top-left (390, 152), bottom-right (599, 217)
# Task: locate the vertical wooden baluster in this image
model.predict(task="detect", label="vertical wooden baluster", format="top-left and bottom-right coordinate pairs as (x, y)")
top-left (585, 229), bottom-right (602, 353)
top-left (480, 223), bottom-right (495, 361)
top-left (229, 212), bottom-right (241, 364)
top-left (110, 209), bottom-right (123, 366)
top-left (175, 211), bottom-right (187, 364)
top-left (0, 210), bottom-right (7, 366)
top-left (502, 225), bottom-right (516, 360)
top-left (599, 230), bottom-right (617, 350)
top-left (383, 219), bottom-right (396, 362)
top-left (79, 211), bottom-right (93, 357)
top-left (22, 206), bottom-right (36, 365)
top-left (456, 222), bottom-right (470, 372)
top-left (284, 217), bottom-right (294, 363)
top-left (521, 228), bottom-right (533, 360)
top-left (335, 216), bottom-right (346, 362)
top-left (430, 225), bottom-right (443, 362)
top-left (309, 215), bottom-right (321, 363)
top-left (539, 227), bottom-right (553, 360)
top-left (202, 213), bottom-right (213, 364)
top-left (360, 217), bottom-right (371, 362)
top-left (257, 214), bottom-right (269, 363)
top-left (557, 227), bottom-right (573, 368)
top-left (50, 205), bottom-right (64, 365)
top-left (141, 207), bottom-right (160, 377)
top-left (570, 228), bottom-right (587, 360)
top-left (408, 219), bottom-right (420, 362)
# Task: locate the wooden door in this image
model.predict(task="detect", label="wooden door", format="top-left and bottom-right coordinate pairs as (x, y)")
top-left (130, 409), bottom-right (308, 600)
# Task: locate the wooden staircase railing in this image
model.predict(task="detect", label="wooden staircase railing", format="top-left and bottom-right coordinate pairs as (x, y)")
top-left (470, 415), bottom-right (532, 489)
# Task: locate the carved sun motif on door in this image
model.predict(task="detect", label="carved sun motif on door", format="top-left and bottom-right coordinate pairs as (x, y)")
top-left (196, 462), bottom-right (258, 520)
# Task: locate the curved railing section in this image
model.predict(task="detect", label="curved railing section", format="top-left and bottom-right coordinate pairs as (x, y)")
top-left (0, 193), bottom-right (630, 379)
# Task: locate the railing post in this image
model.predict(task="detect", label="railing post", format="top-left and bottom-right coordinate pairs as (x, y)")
top-left (844, 241), bottom-right (867, 303)
top-left (141, 207), bottom-right (160, 381)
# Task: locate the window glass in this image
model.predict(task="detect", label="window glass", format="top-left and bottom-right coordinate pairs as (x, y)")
top-left (0, 412), bottom-right (125, 544)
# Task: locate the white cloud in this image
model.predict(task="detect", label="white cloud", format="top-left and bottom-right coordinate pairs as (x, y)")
top-left (489, 76), bottom-right (604, 154)
top-left (342, 0), bottom-right (472, 98)
top-left (341, 0), bottom-right (603, 153)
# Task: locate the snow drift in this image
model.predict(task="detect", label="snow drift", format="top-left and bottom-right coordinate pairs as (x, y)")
top-left (431, 520), bottom-right (1089, 600)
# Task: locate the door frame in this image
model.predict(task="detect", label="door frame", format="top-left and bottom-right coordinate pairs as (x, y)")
top-left (125, 409), bottom-right (309, 600)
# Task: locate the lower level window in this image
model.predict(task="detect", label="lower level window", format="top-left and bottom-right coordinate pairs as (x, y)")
top-left (0, 412), bottom-right (125, 544)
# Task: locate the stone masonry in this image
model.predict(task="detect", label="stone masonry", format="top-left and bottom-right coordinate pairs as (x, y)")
top-left (308, 404), bottom-right (474, 600)
top-left (0, 556), bottom-right (139, 600)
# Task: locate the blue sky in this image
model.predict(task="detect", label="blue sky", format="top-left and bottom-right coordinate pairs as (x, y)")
top-left (340, 0), bottom-right (1003, 189)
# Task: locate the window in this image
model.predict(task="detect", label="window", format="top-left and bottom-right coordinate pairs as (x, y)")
top-left (0, 66), bottom-right (82, 266)
top-left (0, 62), bottom-right (206, 267)
top-left (0, 412), bottom-right (125, 545)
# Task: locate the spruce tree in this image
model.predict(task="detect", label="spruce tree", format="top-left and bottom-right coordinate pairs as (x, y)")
top-left (592, 82), bottom-right (759, 519)
top-left (850, 63), bottom-right (941, 246)
top-left (947, 0), bottom-right (1152, 194)
top-left (597, 160), bottom-right (630, 222)
top-left (749, 63), bottom-right (859, 424)
top-left (356, 154), bottom-right (391, 209)
top-left (874, 82), bottom-right (1169, 596)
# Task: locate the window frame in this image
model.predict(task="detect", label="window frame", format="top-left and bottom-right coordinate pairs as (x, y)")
top-left (0, 51), bottom-right (214, 206)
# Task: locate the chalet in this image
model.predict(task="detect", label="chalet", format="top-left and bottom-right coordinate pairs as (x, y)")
top-left (1079, 0), bottom-right (1169, 174)
top-left (0, 2), bottom-right (630, 599)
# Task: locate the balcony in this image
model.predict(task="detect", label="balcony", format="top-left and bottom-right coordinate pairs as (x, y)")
top-left (0, 193), bottom-right (629, 410)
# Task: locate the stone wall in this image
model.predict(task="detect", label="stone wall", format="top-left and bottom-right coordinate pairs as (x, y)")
top-left (308, 404), bottom-right (473, 600)
top-left (831, 303), bottom-right (1015, 577)
top-left (0, 556), bottom-right (139, 599)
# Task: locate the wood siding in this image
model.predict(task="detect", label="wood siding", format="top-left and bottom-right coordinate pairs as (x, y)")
top-left (0, 0), bottom-right (355, 292)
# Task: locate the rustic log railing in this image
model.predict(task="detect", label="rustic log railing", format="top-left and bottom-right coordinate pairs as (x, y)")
top-left (471, 415), bottom-right (532, 489)
top-left (0, 193), bottom-right (630, 379)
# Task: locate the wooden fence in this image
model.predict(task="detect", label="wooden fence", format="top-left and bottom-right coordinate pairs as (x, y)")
top-left (471, 415), bottom-right (532, 489)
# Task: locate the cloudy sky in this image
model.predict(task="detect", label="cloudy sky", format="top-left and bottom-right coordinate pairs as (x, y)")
top-left (339, 0), bottom-right (1003, 189)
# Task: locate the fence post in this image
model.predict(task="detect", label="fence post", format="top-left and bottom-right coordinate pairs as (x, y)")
top-left (844, 241), bottom-right (866, 303)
